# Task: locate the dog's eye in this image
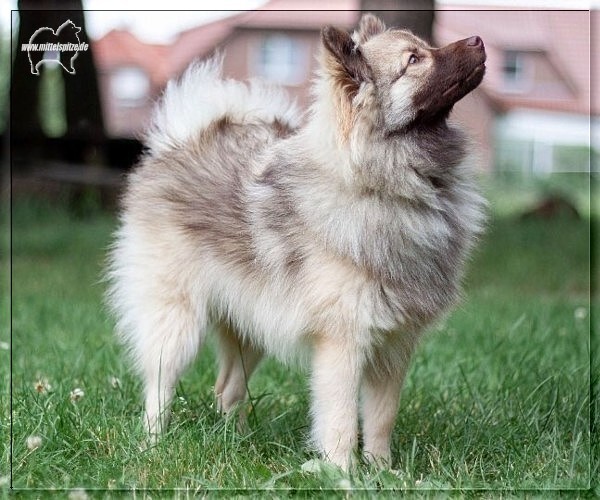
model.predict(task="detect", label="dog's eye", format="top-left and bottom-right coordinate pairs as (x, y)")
top-left (408, 54), bottom-right (419, 64)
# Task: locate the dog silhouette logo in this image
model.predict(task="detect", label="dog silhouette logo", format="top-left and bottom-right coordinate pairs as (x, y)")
top-left (25, 20), bottom-right (87, 75)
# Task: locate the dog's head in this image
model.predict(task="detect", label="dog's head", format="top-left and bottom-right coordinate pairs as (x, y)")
top-left (61, 20), bottom-right (82, 36)
top-left (321, 14), bottom-right (486, 133)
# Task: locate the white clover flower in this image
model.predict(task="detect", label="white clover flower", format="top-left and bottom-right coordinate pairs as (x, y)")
top-left (109, 376), bottom-right (121, 389)
top-left (33, 378), bottom-right (52, 394)
top-left (70, 388), bottom-right (85, 402)
top-left (26, 435), bottom-right (42, 450)
top-left (574, 307), bottom-right (587, 320)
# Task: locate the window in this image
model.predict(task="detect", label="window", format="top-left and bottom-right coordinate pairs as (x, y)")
top-left (111, 67), bottom-right (150, 106)
top-left (255, 34), bottom-right (307, 85)
top-left (502, 50), bottom-right (527, 91)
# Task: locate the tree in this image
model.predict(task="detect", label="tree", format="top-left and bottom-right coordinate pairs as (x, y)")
top-left (12, 0), bottom-right (105, 164)
top-left (360, 0), bottom-right (435, 43)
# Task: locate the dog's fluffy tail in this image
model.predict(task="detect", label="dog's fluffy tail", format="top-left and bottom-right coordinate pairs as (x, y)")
top-left (145, 55), bottom-right (300, 153)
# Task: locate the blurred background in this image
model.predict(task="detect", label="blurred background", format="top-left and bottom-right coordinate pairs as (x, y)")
top-left (2, 0), bottom-right (597, 199)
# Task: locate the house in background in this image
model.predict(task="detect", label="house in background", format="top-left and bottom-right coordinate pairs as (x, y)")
top-left (93, 29), bottom-right (171, 139)
top-left (93, 0), bottom-right (358, 139)
top-left (92, 4), bottom-right (596, 174)
top-left (170, 0), bottom-right (358, 109)
top-left (436, 9), bottom-right (595, 174)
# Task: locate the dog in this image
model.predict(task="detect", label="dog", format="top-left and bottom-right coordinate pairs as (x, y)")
top-left (106, 14), bottom-right (486, 470)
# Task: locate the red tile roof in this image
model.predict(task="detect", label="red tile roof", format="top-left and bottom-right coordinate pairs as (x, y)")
top-left (93, 29), bottom-right (171, 87)
top-left (238, 0), bottom-right (359, 29)
top-left (169, 15), bottom-right (241, 77)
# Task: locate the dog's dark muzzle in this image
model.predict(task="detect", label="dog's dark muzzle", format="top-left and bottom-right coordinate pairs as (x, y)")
top-left (411, 35), bottom-right (486, 124)
top-left (434, 35), bottom-right (487, 102)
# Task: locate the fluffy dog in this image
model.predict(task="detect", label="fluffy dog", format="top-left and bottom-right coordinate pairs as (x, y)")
top-left (107, 14), bottom-right (486, 470)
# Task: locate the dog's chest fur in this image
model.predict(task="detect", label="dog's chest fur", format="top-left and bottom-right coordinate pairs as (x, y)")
top-left (242, 122), bottom-right (481, 335)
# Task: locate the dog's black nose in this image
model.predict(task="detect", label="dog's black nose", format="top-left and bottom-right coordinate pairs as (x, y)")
top-left (466, 36), bottom-right (483, 48)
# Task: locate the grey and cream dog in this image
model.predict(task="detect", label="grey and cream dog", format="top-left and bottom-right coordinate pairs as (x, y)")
top-left (107, 14), bottom-right (487, 470)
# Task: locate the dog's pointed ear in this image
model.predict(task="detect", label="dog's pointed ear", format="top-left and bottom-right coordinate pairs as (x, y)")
top-left (357, 14), bottom-right (386, 44)
top-left (321, 25), bottom-right (370, 87)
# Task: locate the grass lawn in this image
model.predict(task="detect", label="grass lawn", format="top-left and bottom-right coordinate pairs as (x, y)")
top-left (4, 173), bottom-right (594, 494)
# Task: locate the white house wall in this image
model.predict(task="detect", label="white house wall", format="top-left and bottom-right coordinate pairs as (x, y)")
top-left (495, 108), bottom-right (595, 173)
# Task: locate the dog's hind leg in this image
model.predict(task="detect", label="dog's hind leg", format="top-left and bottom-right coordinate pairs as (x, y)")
top-left (137, 295), bottom-right (206, 439)
top-left (214, 323), bottom-right (263, 415)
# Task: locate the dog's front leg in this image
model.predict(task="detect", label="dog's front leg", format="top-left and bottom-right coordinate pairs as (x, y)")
top-left (310, 336), bottom-right (364, 471)
top-left (360, 365), bottom-right (406, 468)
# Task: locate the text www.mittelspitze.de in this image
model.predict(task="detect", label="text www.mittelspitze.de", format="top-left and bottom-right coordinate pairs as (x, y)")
top-left (21, 42), bottom-right (89, 52)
